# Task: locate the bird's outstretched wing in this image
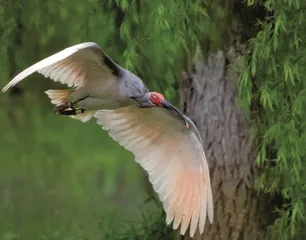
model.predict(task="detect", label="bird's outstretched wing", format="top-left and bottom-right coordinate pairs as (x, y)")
top-left (2, 42), bottom-right (122, 92)
top-left (94, 106), bottom-right (213, 237)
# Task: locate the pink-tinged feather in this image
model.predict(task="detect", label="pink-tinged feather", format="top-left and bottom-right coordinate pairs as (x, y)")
top-left (165, 171), bottom-right (188, 225)
top-left (180, 174), bottom-right (196, 235)
top-left (94, 105), bottom-right (214, 237)
top-left (199, 184), bottom-right (207, 234)
top-left (45, 89), bottom-right (72, 106)
top-left (50, 61), bottom-right (73, 79)
top-left (51, 64), bottom-right (73, 82)
top-left (69, 66), bottom-right (85, 86)
top-left (190, 177), bottom-right (201, 237)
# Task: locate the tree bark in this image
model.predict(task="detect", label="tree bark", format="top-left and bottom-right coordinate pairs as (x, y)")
top-left (181, 47), bottom-right (269, 240)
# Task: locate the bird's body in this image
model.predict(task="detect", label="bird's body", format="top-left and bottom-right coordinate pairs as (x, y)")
top-left (67, 69), bottom-right (147, 110)
top-left (2, 42), bottom-right (213, 237)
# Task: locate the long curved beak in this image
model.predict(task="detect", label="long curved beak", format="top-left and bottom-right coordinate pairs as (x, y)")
top-left (162, 100), bottom-right (189, 129)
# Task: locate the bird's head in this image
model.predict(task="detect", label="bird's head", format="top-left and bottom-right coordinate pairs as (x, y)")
top-left (134, 92), bottom-right (189, 128)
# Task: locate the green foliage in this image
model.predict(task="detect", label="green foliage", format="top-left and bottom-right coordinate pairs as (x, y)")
top-left (238, 1), bottom-right (306, 239)
top-left (0, 0), bottom-right (210, 101)
top-left (110, 197), bottom-right (175, 240)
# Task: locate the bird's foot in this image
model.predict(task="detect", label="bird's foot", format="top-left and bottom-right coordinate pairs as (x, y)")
top-left (54, 102), bottom-right (85, 115)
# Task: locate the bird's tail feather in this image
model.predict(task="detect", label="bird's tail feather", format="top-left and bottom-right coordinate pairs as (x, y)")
top-left (45, 89), bottom-right (95, 123)
top-left (45, 89), bottom-right (72, 106)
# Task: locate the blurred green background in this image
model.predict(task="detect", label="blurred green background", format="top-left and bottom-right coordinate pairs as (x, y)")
top-left (1, 96), bottom-right (154, 239)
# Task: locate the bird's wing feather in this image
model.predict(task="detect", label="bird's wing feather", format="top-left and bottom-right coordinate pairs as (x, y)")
top-left (2, 42), bottom-right (122, 92)
top-left (94, 106), bottom-right (213, 237)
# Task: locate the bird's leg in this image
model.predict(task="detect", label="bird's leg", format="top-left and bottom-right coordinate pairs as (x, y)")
top-left (54, 104), bottom-right (85, 115)
top-left (54, 102), bottom-right (77, 115)
top-left (54, 101), bottom-right (85, 115)
top-left (54, 95), bottom-right (89, 115)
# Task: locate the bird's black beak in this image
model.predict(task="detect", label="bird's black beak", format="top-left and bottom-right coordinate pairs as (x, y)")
top-left (162, 100), bottom-right (189, 129)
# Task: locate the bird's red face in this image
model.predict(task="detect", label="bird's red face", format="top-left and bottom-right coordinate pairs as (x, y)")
top-left (150, 92), bottom-right (165, 106)
top-left (149, 91), bottom-right (189, 128)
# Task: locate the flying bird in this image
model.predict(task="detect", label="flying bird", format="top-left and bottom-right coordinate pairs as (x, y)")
top-left (2, 42), bottom-right (213, 237)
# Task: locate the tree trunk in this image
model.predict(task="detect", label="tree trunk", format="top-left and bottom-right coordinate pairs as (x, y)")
top-left (181, 47), bottom-right (269, 239)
